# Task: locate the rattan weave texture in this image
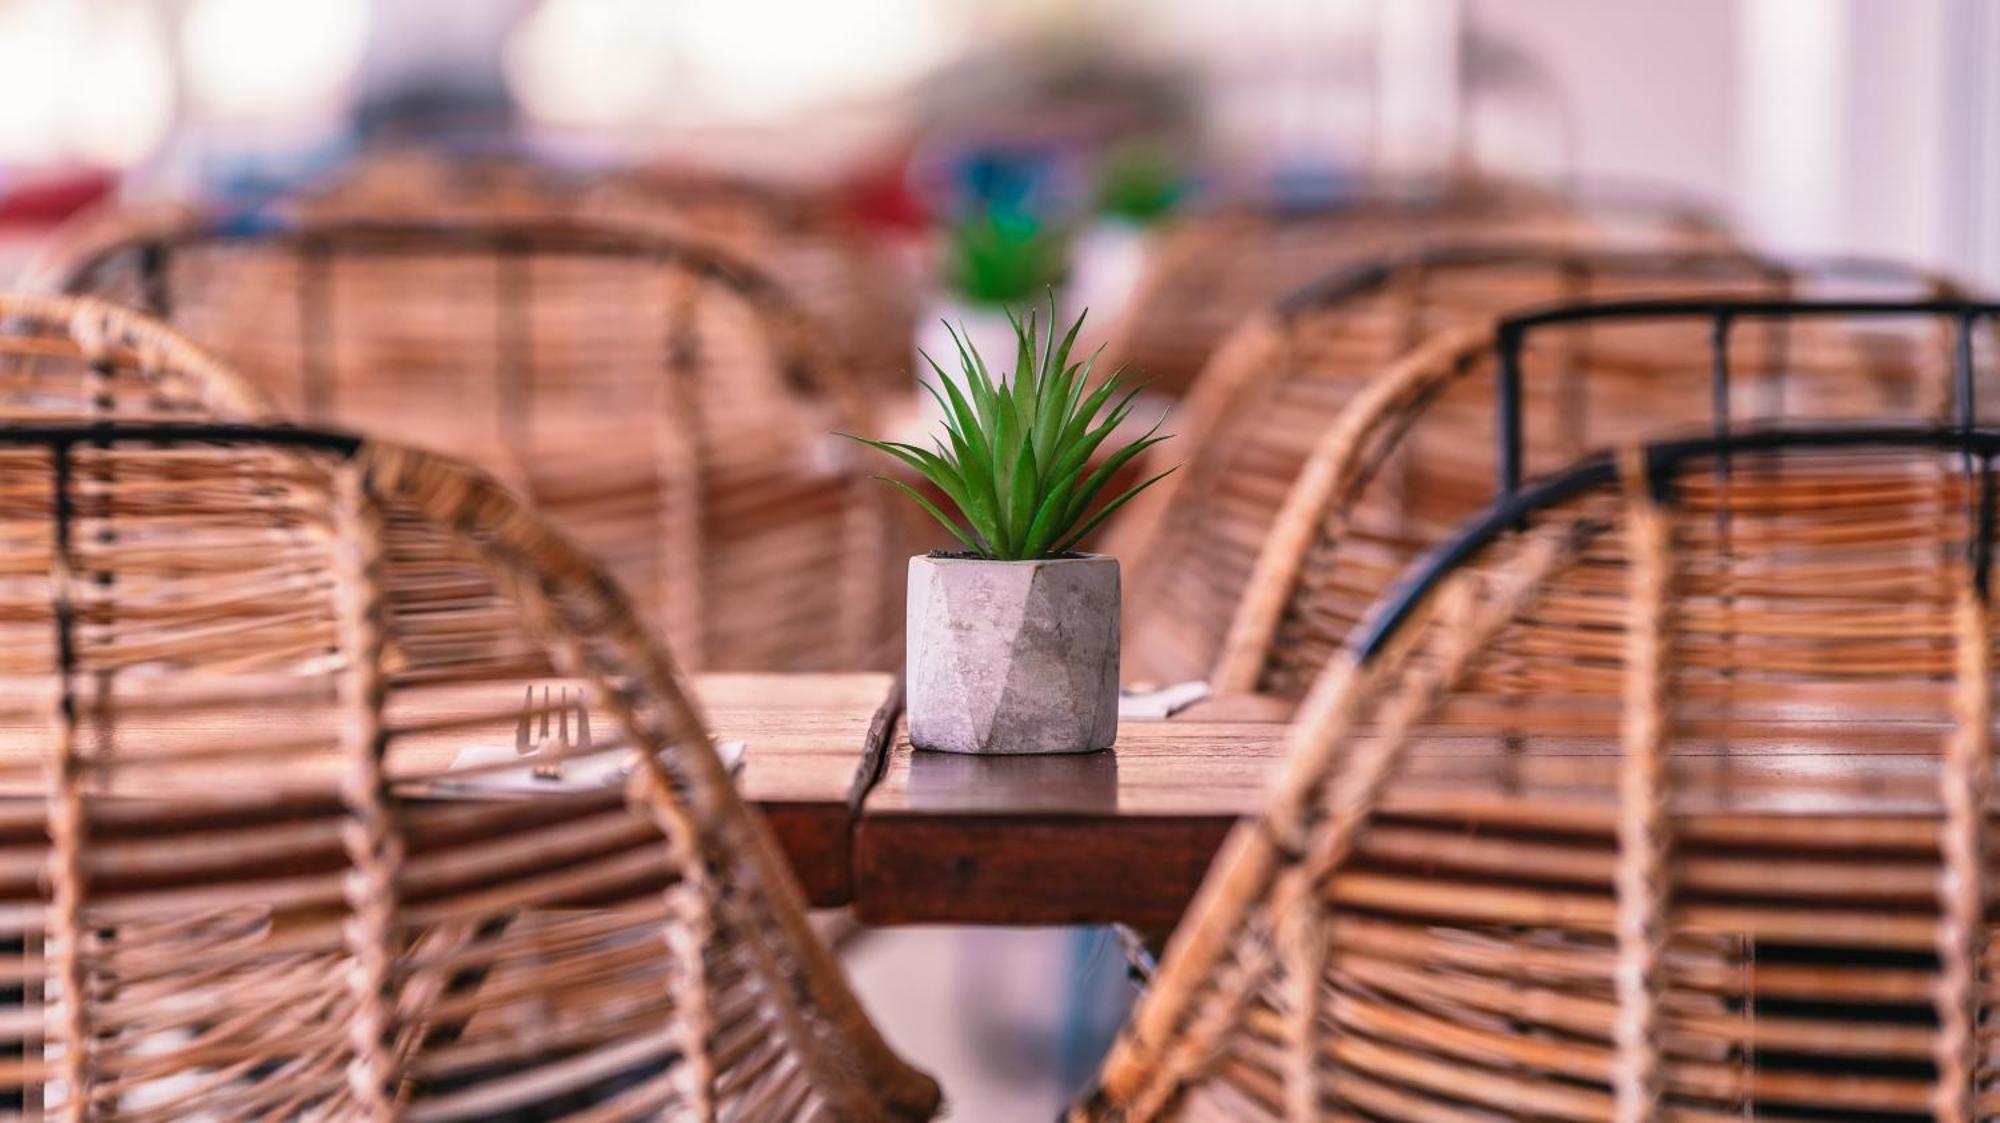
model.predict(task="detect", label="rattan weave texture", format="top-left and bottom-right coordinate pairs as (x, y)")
top-left (1209, 293), bottom-right (1986, 703)
top-left (0, 422), bottom-right (940, 1121)
top-left (1082, 427), bottom-right (2000, 1121)
top-left (47, 215), bottom-right (901, 672)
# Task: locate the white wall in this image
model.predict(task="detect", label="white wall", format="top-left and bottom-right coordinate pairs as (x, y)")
top-left (1470, 0), bottom-right (1992, 283)
top-left (1467, 0), bottom-right (1740, 207)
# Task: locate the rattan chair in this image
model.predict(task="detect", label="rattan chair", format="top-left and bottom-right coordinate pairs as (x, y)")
top-left (1207, 295), bottom-right (1995, 706)
top-left (298, 152), bottom-right (916, 399)
top-left (1080, 424), bottom-right (2000, 1121)
top-left (0, 291), bottom-right (275, 424)
top-left (0, 421), bottom-right (941, 1120)
top-left (1103, 177), bottom-right (1730, 403)
top-left (1111, 249), bottom-right (1961, 689)
top-left (45, 214), bottom-right (900, 672)
top-left (292, 149), bottom-right (586, 224)
top-left (581, 169), bottom-right (915, 399)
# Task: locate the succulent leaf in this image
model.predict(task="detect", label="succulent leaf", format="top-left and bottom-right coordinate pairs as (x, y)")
top-left (843, 304), bottom-right (1176, 560)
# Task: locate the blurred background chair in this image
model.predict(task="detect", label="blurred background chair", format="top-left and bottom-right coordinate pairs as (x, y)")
top-left (1110, 248), bottom-right (1961, 691)
top-left (1204, 293), bottom-right (1988, 709)
top-left (44, 214), bottom-right (904, 672)
top-left (1101, 178), bottom-right (1733, 404)
top-left (293, 150), bottom-right (920, 402)
top-left (0, 422), bottom-right (940, 1119)
top-left (582, 167), bottom-right (918, 401)
top-left (288, 147), bottom-right (579, 223)
top-left (1081, 424), bottom-right (2000, 1120)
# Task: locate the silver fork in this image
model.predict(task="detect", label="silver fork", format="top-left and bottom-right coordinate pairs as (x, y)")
top-left (515, 686), bottom-right (591, 781)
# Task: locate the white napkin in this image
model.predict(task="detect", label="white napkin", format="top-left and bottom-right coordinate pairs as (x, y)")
top-left (435, 739), bottom-right (746, 796)
top-left (1117, 681), bottom-right (1212, 720)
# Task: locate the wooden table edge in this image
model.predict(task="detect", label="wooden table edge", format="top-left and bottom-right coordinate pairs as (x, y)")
top-left (849, 807), bottom-right (1246, 930)
top-left (843, 670), bottom-right (906, 819)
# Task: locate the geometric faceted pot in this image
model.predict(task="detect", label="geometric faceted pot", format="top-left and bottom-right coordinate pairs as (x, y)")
top-left (906, 553), bottom-right (1119, 755)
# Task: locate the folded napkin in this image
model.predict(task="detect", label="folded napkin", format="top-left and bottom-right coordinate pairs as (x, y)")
top-left (1117, 681), bottom-right (1212, 721)
top-left (435, 739), bottom-right (746, 796)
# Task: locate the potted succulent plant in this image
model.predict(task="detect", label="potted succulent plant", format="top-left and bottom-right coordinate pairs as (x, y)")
top-left (849, 302), bottom-right (1173, 754)
top-left (1094, 139), bottom-right (1187, 227)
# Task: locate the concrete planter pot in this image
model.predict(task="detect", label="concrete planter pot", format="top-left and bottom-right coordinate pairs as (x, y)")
top-left (906, 553), bottom-right (1119, 755)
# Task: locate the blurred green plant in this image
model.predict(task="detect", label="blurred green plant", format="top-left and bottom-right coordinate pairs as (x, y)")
top-left (943, 207), bottom-right (1069, 307)
top-left (843, 300), bottom-right (1173, 560)
top-left (1096, 141), bottom-right (1185, 224)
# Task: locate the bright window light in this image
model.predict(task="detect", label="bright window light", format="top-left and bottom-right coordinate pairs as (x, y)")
top-left (181, 0), bottom-right (371, 126)
top-left (503, 0), bottom-right (684, 128)
top-left (0, 0), bottom-right (173, 170)
top-left (1740, 0), bottom-right (1848, 251)
top-left (69, 3), bottom-right (175, 168)
top-left (671, 0), bottom-right (954, 120)
top-left (0, 0), bottom-right (86, 165)
top-left (506, 0), bottom-right (958, 128)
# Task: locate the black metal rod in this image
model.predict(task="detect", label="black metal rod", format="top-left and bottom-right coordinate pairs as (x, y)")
top-left (1495, 325), bottom-right (1524, 500)
top-left (1956, 309), bottom-right (1980, 437)
top-left (1957, 312), bottom-right (1982, 592)
top-left (1504, 296), bottom-right (1999, 335)
top-left (0, 422), bottom-right (365, 455)
top-left (1710, 309), bottom-right (1735, 467)
top-left (1480, 296), bottom-right (1999, 524)
top-left (58, 217), bottom-right (785, 308)
top-left (1271, 243), bottom-right (1938, 323)
top-left (137, 241), bottom-right (170, 319)
top-left (1709, 311), bottom-right (1735, 668)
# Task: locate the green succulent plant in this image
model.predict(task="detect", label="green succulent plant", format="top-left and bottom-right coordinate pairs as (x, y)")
top-left (844, 300), bottom-right (1174, 561)
top-left (1096, 141), bottom-right (1185, 224)
top-left (944, 207), bottom-right (1069, 307)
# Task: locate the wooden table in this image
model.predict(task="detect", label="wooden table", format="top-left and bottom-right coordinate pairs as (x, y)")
top-left (696, 672), bottom-right (901, 906)
top-left (7, 667), bottom-right (1960, 931)
top-left (0, 673), bottom-right (895, 910)
top-left (849, 717), bottom-right (1286, 931)
top-left (0, 670), bottom-right (1282, 927)
top-left (3, 673), bottom-right (1964, 933)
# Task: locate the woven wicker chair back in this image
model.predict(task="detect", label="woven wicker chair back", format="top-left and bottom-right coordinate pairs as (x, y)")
top-left (0, 422), bottom-right (940, 1120)
top-left (581, 169), bottom-right (915, 399)
top-left (297, 152), bottom-right (916, 399)
top-left (1114, 248), bottom-right (1959, 690)
top-left (1084, 426), bottom-right (2000, 1121)
top-left (1204, 291), bottom-right (1984, 703)
top-left (1106, 178), bottom-right (1730, 403)
top-left (47, 216), bottom-right (899, 672)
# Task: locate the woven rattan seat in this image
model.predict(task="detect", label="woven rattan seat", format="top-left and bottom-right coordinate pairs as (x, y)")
top-left (1104, 178), bottom-right (1729, 404)
top-left (45, 215), bottom-right (899, 672)
top-left (1112, 249), bottom-right (1961, 689)
top-left (1081, 425), bottom-right (2000, 1121)
top-left (1205, 295), bottom-right (1991, 706)
top-left (0, 421), bottom-right (940, 1120)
